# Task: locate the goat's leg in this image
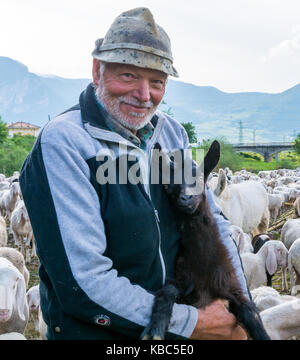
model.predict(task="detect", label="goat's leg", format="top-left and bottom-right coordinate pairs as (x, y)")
top-left (257, 210), bottom-right (269, 234)
top-left (141, 282), bottom-right (180, 340)
top-left (282, 267), bottom-right (288, 292)
top-left (266, 273), bottom-right (273, 287)
top-left (229, 300), bottom-right (270, 340)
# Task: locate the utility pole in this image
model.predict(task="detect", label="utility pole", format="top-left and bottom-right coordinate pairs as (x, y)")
top-left (238, 120), bottom-right (243, 144)
top-left (252, 129), bottom-right (256, 144)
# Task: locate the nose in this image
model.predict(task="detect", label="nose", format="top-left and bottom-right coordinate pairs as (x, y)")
top-left (179, 194), bottom-right (193, 203)
top-left (0, 309), bottom-right (10, 322)
top-left (133, 80), bottom-right (151, 103)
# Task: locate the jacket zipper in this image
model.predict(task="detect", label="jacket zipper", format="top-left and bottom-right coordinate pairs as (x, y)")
top-left (147, 146), bottom-right (166, 287)
top-left (84, 121), bottom-right (167, 287)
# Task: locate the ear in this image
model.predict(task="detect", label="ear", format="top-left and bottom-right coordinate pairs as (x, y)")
top-left (266, 245), bottom-right (277, 275)
top-left (16, 274), bottom-right (28, 322)
top-left (214, 168), bottom-right (227, 197)
top-left (203, 140), bottom-right (220, 182)
top-left (92, 58), bottom-right (101, 86)
top-left (237, 233), bottom-right (243, 252)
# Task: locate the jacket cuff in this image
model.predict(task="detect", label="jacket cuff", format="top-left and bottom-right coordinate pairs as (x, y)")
top-left (168, 303), bottom-right (198, 338)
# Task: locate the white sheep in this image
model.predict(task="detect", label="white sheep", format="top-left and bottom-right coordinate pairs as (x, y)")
top-left (267, 193), bottom-right (285, 223)
top-left (260, 299), bottom-right (300, 340)
top-left (0, 247), bottom-right (30, 289)
top-left (10, 200), bottom-right (35, 264)
top-left (0, 182), bottom-right (21, 219)
top-left (250, 285), bottom-right (296, 312)
top-left (0, 181), bottom-right (10, 191)
top-left (0, 215), bottom-right (7, 247)
top-left (26, 285), bottom-right (40, 333)
top-left (229, 224), bottom-right (253, 254)
top-left (0, 257), bottom-right (29, 334)
top-left (240, 240), bottom-right (288, 290)
top-left (213, 168), bottom-right (270, 236)
top-left (294, 197), bottom-right (300, 218)
top-left (0, 332), bottom-right (27, 340)
top-left (281, 218), bottom-right (300, 250)
top-left (38, 307), bottom-right (47, 340)
top-left (288, 238), bottom-right (300, 296)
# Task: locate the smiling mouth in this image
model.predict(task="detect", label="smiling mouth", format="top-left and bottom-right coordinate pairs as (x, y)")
top-left (123, 103), bottom-right (149, 110)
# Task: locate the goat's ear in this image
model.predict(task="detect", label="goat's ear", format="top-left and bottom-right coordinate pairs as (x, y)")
top-left (215, 168), bottom-right (227, 196)
top-left (204, 140), bottom-right (220, 183)
top-left (266, 245), bottom-right (277, 275)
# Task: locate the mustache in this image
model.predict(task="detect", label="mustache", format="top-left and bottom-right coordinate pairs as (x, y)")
top-left (118, 96), bottom-right (154, 109)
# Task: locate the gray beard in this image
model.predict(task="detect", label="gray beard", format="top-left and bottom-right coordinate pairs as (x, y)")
top-left (95, 82), bottom-right (157, 131)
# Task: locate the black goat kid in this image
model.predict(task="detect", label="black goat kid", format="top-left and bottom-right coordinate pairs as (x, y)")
top-left (141, 140), bottom-right (270, 340)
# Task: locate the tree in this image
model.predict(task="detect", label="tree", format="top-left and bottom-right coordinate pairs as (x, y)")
top-left (295, 133), bottom-right (300, 155)
top-left (181, 122), bottom-right (197, 144)
top-left (0, 116), bottom-right (8, 144)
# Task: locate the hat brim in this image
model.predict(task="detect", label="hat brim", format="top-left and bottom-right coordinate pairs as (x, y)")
top-left (92, 48), bottom-right (179, 78)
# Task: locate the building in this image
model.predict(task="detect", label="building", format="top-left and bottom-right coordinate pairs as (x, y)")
top-left (6, 121), bottom-right (40, 137)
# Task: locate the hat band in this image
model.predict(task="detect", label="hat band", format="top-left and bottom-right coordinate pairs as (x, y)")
top-left (97, 42), bottom-right (173, 62)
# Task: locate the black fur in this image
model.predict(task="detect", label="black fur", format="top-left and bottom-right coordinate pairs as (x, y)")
top-left (252, 234), bottom-right (273, 287)
top-left (141, 140), bottom-right (270, 340)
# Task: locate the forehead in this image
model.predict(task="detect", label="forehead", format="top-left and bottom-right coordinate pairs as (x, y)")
top-left (105, 63), bottom-right (168, 79)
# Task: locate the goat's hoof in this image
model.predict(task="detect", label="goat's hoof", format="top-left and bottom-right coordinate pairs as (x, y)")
top-left (141, 334), bottom-right (151, 340)
top-left (141, 333), bottom-right (164, 340)
top-left (153, 335), bottom-right (163, 340)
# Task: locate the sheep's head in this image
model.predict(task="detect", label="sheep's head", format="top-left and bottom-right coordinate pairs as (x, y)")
top-left (154, 140), bottom-right (220, 215)
top-left (0, 258), bottom-right (27, 323)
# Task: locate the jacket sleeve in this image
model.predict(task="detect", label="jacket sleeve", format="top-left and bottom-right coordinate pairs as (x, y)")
top-left (19, 121), bottom-right (198, 339)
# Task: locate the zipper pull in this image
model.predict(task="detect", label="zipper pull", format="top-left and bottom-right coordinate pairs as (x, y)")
top-left (154, 209), bottom-right (160, 223)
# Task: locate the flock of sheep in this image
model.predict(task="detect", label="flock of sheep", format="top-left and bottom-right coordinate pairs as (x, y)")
top-left (208, 166), bottom-right (300, 340)
top-left (0, 165), bottom-right (300, 340)
top-left (0, 171), bottom-right (45, 340)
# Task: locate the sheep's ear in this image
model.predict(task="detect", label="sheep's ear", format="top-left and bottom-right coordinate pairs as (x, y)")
top-left (266, 245), bottom-right (277, 275)
top-left (237, 233), bottom-right (243, 252)
top-left (215, 168), bottom-right (227, 196)
top-left (203, 140), bottom-right (220, 183)
top-left (16, 274), bottom-right (28, 322)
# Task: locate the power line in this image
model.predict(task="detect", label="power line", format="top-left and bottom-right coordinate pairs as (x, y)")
top-left (238, 120), bottom-right (243, 144)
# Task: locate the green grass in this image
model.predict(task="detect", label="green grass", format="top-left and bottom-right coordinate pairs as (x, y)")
top-left (238, 151), bottom-right (300, 173)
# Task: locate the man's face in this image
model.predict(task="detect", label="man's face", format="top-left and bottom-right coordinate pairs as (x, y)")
top-left (93, 61), bottom-right (167, 132)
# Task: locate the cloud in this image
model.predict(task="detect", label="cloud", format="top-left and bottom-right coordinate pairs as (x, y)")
top-left (261, 25), bottom-right (300, 63)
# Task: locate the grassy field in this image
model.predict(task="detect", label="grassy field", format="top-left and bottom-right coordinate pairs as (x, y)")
top-left (238, 151), bottom-right (300, 173)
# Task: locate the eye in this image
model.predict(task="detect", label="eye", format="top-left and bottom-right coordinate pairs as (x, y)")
top-left (151, 79), bottom-right (165, 90)
top-left (120, 73), bottom-right (136, 81)
top-left (163, 184), bottom-right (169, 190)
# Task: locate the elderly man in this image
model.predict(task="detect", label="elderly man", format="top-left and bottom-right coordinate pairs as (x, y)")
top-left (20, 8), bottom-right (249, 340)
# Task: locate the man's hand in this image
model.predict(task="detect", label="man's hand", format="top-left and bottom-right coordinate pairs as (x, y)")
top-left (189, 299), bottom-right (248, 340)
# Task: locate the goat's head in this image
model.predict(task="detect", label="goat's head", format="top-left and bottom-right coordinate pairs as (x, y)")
top-left (154, 140), bottom-right (220, 214)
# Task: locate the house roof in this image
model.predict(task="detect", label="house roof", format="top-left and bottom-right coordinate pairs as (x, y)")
top-left (7, 121), bottom-right (40, 129)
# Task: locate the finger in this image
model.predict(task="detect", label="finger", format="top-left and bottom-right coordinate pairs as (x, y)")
top-left (230, 325), bottom-right (248, 340)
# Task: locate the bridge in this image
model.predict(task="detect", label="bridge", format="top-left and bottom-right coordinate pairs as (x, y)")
top-left (231, 142), bottom-right (295, 162)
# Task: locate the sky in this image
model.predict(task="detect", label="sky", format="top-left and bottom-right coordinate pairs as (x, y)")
top-left (1, 0), bottom-right (300, 93)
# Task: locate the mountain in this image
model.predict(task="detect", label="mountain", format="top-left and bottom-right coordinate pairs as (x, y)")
top-left (0, 56), bottom-right (299, 143)
top-left (0, 57), bottom-right (90, 125)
